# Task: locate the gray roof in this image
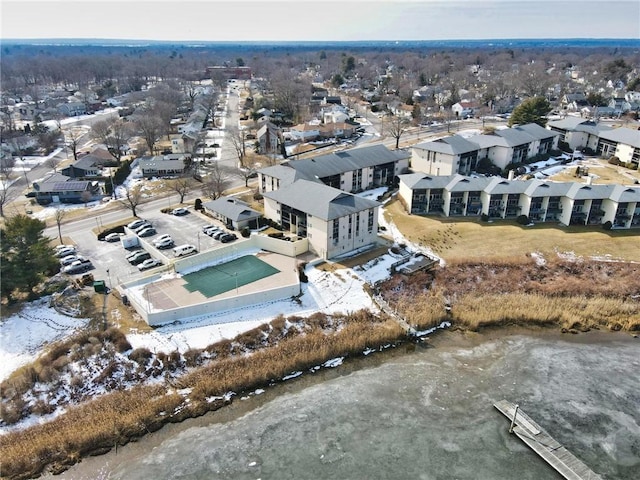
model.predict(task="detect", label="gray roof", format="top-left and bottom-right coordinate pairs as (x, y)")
top-left (203, 197), bottom-right (262, 222)
top-left (258, 164), bottom-right (315, 186)
top-left (399, 173), bottom-right (457, 190)
top-left (495, 127), bottom-right (536, 147)
top-left (485, 177), bottom-right (533, 195)
top-left (472, 134), bottom-right (510, 149)
top-left (414, 135), bottom-right (478, 155)
top-left (609, 185), bottom-right (640, 203)
top-left (598, 127), bottom-right (640, 149)
top-left (285, 144), bottom-right (409, 179)
top-left (445, 174), bottom-right (491, 192)
top-left (524, 180), bottom-right (573, 197)
top-left (547, 117), bottom-right (592, 131)
top-left (138, 156), bottom-right (185, 169)
top-left (262, 179), bottom-right (380, 221)
top-left (565, 183), bottom-right (614, 200)
top-left (513, 123), bottom-right (559, 141)
top-left (34, 173), bottom-right (93, 193)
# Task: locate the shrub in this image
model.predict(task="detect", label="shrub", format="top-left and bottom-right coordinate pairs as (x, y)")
top-left (129, 347), bottom-right (153, 364)
top-left (298, 263), bottom-right (309, 283)
top-left (603, 220), bottom-right (613, 230)
top-left (516, 215), bottom-right (530, 225)
top-left (480, 213), bottom-right (490, 222)
top-left (253, 192), bottom-right (263, 201)
top-left (240, 227), bottom-right (250, 238)
top-left (607, 156), bottom-right (620, 166)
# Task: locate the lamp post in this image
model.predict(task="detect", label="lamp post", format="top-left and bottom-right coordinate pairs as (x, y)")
top-left (197, 232), bottom-right (201, 252)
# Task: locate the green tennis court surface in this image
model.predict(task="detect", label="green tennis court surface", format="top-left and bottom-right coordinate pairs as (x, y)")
top-left (183, 255), bottom-right (280, 297)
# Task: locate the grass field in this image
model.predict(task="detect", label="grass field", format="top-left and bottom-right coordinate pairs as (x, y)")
top-left (384, 198), bottom-right (640, 262)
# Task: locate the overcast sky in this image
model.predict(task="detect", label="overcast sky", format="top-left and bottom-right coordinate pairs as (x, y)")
top-left (1, 0), bottom-right (639, 42)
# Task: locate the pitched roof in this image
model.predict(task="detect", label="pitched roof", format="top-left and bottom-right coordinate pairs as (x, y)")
top-left (565, 183), bottom-right (614, 200)
top-left (414, 135), bottom-right (479, 155)
top-left (258, 164), bottom-right (315, 186)
top-left (202, 197), bottom-right (262, 222)
top-left (399, 173), bottom-right (457, 190)
top-left (262, 179), bottom-right (379, 221)
top-left (598, 127), bottom-right (640, 149)
top-left (609, 185), bottom-right (640, 203)
top-left (286, 144), bottom-right (409, 179)
top-left (514, 123), bottom-right (559, 141)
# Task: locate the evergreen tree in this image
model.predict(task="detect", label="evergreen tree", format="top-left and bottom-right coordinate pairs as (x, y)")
top-left (508, 97), bottom-right (551, 127)
top-left (1, 215), bottom-right (58, 302)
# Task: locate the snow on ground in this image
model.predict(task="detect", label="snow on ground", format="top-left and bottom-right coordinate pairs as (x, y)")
top-left (0, 298), bottom-right (90, 382)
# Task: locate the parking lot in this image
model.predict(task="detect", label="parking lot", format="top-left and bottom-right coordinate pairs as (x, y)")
top-left (64, 207), bottom-right (242, 289)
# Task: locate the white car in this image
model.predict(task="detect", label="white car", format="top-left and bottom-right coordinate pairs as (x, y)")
top-left (104, 233), bottom-right (121, 242)
top-left (55, 247), bottom-right (76, 258)
top-left (60, 254), bottom-right (83, 266)
top-left (137, 258), bottom-right (163, 271)
top-left (171, 207), bottom-right (189, 216)
top-left (153, 234), bottom-right (172, 245)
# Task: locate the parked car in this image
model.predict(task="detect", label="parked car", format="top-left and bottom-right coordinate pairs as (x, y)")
top-left (153, 234), bottom-right (172, 245)
top-left (104, 233), bottom-right (121, 242)
top-left (202, 224), bottom-right (218, 233)
top-left (138, 258), bottom-right (163, 271)
top-left (203, 226), bottom-right (221, 236)
top-left (154, 238), bottom-right (175, 249)
top-left (128, 251), bottom-right (151, 265)
top-left (125, 248), bottom-right (144, 261)
top-left (172, 244), bottom-right (197, 257)
top-left (220, 233), bottom-right (237, 243)
top-left (63, 259), bottom-right (93, 274)
top-left (171, 207), bottom-right (189, 216)
top-left (131, 222), bottom-right (152, 234)
top-left (212, 230), bottom-right (227, 240)
top-left (54, 244), bottom-right (74, 253)
top-left (137, 227), bottom-right (157, 237)
top-left (55, 247), bottom-right (76, 258)
top-left (127, 219), bottom-right (148, 230)
top-left (60, 254), bottom-right (83, 266)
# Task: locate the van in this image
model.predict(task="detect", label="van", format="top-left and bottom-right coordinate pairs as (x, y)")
top-left (173, 244), bottom-right (197, 257)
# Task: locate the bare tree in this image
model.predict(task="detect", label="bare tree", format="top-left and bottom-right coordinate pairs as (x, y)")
top-left (120, 183), bottom-right (144, 217)
top-left (54, 207), bottom-right (67, 243)
top-left (233, 154), bottom-right (261, 187)
top-left (169, 176), bottom-right (194, 203)
top-left (0, 157), bottom-right (16, 217)
top-left (228, 126), bottom-right (247, 167)
top-left (201, 163), bottom-right (232, 200)
top-left (92, 118), bottom-right (133, 163)
top-left (63, 126), bottom-right (84, 163)
top-left (385, 115), bottom-right (410, 149)
top-left (133, 112), bottom-right (164, 155)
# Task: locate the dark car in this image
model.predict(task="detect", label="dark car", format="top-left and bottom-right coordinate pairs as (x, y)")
top-left (128, 251), bottom-right (151, 265)
top-left (220, 233), bottom-right (237, 243)
top-left (137, 227), bottom-right (157, 237)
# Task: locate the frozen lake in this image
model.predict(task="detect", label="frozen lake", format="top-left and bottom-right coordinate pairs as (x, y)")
top-left (48, 331), bottom-right (640, 480)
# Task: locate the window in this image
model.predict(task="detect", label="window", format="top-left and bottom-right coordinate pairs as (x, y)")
top-left (368, 209), bottom-right (374, 232)
top-left (348, 216), bottom-right (352, 239)
top-left (355, 213), bottom-right (360, 237)
top-left (332, 219), bottom-right (339, 244)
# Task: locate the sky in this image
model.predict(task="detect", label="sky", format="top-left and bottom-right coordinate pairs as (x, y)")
top-left (1, 0), bottom-right (639, 42)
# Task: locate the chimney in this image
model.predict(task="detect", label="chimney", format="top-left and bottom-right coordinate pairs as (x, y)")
top-left (586, 175), bottom-right (593, 185)
top-left (508, 169), bottom-right (515, 180)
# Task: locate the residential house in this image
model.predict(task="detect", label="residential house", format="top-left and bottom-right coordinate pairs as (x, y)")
top-left (546, 117), bottom-right (612, 151)
top-left (398, 173), bottom-right (640, 229)
top-left (411, 123), bottom-right (560, 174)
top-left (560, 93), bottom-right (589, 112)
top-left (202, 197), bottom-right (262, 230)
top-left (608, 97), bottom-right (630, 115)
top-left (411, 135), bottom-right (480, 176)
top-left (288, 122), bottom-right (322, 143)
top-left (451, 101), bottom-right (477, 118)
top-left (257, 121), bottom-right (282, 155)
top-left (61, 148), bottom-right (117, 178)
top-left (262, 179), bottom-right (381, 259)
top-left (137, 154), bottom-right (189, 178)
top-left (596, 127), bottom-right (640, 169)
top-left (322, 105), bottom-right (349, 124)
top-left (57, 101), bottom-right (87, 117)
top-left (30, 173), bottom-right (102, 205)
top-left (259, 144), bottom-right (410, 194)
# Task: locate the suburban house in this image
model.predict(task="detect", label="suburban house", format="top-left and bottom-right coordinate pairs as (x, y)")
top-left (288, 122), bottom-right (322, 143)
top-left (61, 147), bottom-right (118, 179)
top-left (547, 118), bottom-right (640, 169)
top-left (30, 173), bottom-right (102, 205)
top-left (258, 144), bottom-right (410, 194)
top-left (56, 101), bottom-right (87, 117)
top-left (322, 105), bottom-right (349, 124)
top-left (560, 93), bottom-right (589, 112)
top-left (398, 173), bottom-right (640, 229)
top-left (262, 179), bottom-right (381, 259)
top-left (411, 123), bottom-right (560, 175)
top-left (137, 154), bottom-right (189, 178)
top-left (257, 121), bottom-right (282, 155)
top-left (451, 101), bottom-right (477, 118)
top-left (202, 197), bottom-right (262, 230)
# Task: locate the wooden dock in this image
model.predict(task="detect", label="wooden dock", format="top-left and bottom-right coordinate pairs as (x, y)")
top-left (494, 400), bottom-right (602, 480)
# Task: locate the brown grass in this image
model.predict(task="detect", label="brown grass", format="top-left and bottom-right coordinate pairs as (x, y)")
top-left (384, 198), bottom-right (640, 262)
top-left (0, 310), bottom-right (406, 479)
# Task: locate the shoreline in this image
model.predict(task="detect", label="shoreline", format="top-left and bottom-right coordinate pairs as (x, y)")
top-left (40, 325), bottom-right (637, 479)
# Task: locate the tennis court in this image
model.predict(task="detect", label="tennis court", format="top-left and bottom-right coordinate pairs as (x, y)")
top-left (183, 255), bottom-right (280, 298)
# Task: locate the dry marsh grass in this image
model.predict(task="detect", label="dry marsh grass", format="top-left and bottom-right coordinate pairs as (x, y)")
top-left (0, 311), bottom-right (405, 479)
